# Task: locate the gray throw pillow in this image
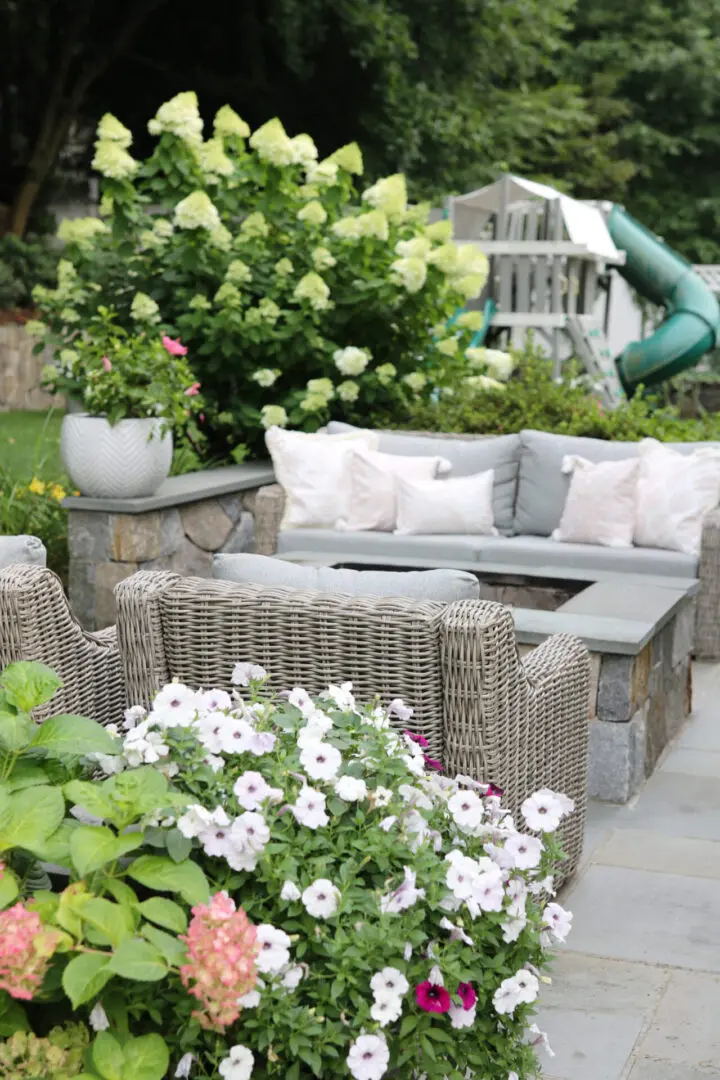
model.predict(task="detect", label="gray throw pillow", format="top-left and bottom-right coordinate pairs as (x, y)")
top-left (213, 552), bottom-right (480, 601)
top-left (0, 535), bottom-right (47, 569)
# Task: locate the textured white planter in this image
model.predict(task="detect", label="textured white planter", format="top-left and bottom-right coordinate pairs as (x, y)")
top-left (60, 414), bottom-right (173, 499)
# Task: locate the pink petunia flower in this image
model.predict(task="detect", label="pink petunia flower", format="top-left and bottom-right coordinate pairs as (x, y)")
top-left (423, 755), bottom-right (443, 772)
top-left (162, 335), bottom-right (188, 356)
top-left (102, 356), bottom-right (112, 372)
top-left (404, 730), bottom-right (429, 749)
top-left (457, 982), bottom-right (477, 1010)
top-left (415, 980), bottom-right (452, 1014)
top-left (184, 382), bottom-right (201, 397)
top-left (485, 783), bottom-right (504, 798)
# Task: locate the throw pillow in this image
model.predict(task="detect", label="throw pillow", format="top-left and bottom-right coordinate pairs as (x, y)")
top-left (552, 455), bottom-right (640, 548)
top-left (634, 439), bottom-right (720, 555)
top-left (394, 470), bottom-right (496, 536)
top-left (212, 552), bottom-right (481, 601)
top-left (338, 448), bottom-right (452, 532)
top-left (265, 426), bottom-right (378, 530)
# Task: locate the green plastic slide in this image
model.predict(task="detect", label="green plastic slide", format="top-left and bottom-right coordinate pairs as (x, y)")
top-left (607, 205), bottom-right (720, 391)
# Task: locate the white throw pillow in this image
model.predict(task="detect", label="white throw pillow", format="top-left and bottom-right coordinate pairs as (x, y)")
top-left (338, 448), bottom-right (452, 532)
top-left (552, 455), bottom-right (640, 548)
top-left (265, 426), bottom-right (378, 529)
top-left (634, 439), bottom-right (720, 555)
top-left (394, 470), bottom-right (496, 536)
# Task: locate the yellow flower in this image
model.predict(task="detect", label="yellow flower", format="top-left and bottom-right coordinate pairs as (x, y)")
top-left (51, 484), bottom-right (67, 502)
top-left (214, 282), bottom-right (242, 307)
top-left (28, 478), bottom-right (46, 496)
top-left (290, 134), bottom-right (318, 166)
top-left (305, 160), bottom-right (339, 186)
top-left (274, 258), bottom-right (294, 276)
top-left (331, 216), bottom-right (363, 241)
top-left (454, 273), bottom-right (488, 299)
top-left (208, 224), bottom-right (232, 251)
top-left (198, 137), bottom-right (234, 180)
top-left (238, 211), bottom-right (270, 239)
top-left (465, 374), bottom-right (506, 392)
top-left (214, 105), bottom-right (250, 139)
top-left (24, 320), bottom-right (46, 338)
top-left (300, 392), bottom-right (330, 413)
top-left (404, 203), bottom-right (431, 225)
top-left (328, 142), bottom-right (364, 175)
top-left (427, 242), bottom-right (458, 274)
top-left (130, 292), bottom-right (160, 322)
top-left (57, 216), bottom-right (108, 247)
top-left (249, 118), bottom-right (296, 167)
top-left (469, 348), bottom-right (515, 382)
top-left (362, 174), bottom-right (407, 218)
top-left (297, 201), bottom-right (328, 226)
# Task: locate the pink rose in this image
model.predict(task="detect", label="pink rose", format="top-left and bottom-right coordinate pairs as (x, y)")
top-left (184, 382), bottom-right (201, 397)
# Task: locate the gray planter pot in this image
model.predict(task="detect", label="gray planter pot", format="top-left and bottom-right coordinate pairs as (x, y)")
top-left (60, 414), bottom-right (173, 499)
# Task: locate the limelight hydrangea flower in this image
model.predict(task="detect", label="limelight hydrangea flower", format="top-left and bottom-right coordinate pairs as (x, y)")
top-left (404, 371), bottom-right (427, 393)
top-left (334, 346), bottom-right (370, 376)
top-left (297, 200), bottom-right (327, 226)
top-left (189, 293), bottom-right (211, 310)
top-left (214, 282), bottom-right (242, 308)
top-left (96, 113), bottom-right (132, 147)
top-left (214, 105), bottom-right (251, 139)
top-left (437, 337), bottom-right (459, 357)
top-left (92, 140), bottom-right (137, 179)
top-left (362, 174), bottom-right (407, 218)
top-left (199, 137), bottom-right (234, 180)
top-left (375, 362), bottom-right (397, 386)
top-left (252, 369), bottom-right (280, 388)
top-left (99, 192), bottom-right (113, 216)
top-left (465, 374), bottom-right (506, 392)
top-left (456, 310), bottom-right (484, 330)
top-left (425, 218), bottom-right (454, 242)
top-left (148, 91), bottom-right (203, 142)
top-left (174, 191), bottom-right (221, 231)
top-left (60, 307), bottom-right (80, 323)
top-left (290, 133), bottom-right (318, 166)
top-left (274, 257), bottom-right (294, 276)
top-left (130, 292), bottom-right (160, 323)
top-left (312, 246), bottom-right (336, 270)
top-left (293, 272), bottom-right (331, 311)
top-left (300, 392), bottom-right (330, 413)
top-left (331, 216), bottom-right (363, 240)
top-left (356, 210), bottom-right (389, 241)
top-left (328, 141), bottom-right (364, 174)
top-left (391, 256), bottom-right (427, 294)
top-left (404, 203), bottom-right (431, 225)
top-left (209, 224), bottom-right (232, 250)
top-left (395, 236), bottom-right (432, 260)
top-left (306, 377), bottom-right (334, 401)
top-left (337, 380), bottom-right (360, 403)
top-left (249, 118), bottom-right (296, 167)
top-left (238, 211), bottom-right (270, 239)
top-left (56, 216), bottom-right (108, 246)
top-left (23, 320), bottom-right (46, 338)
top-left (226, 259), bottom-right (253, 285)
top-left (260, 404), bottom-right (288, 429)
top-left (305, 159), bottom-right (339, 186)
top-left (245, 299), bottom-right (281, 326)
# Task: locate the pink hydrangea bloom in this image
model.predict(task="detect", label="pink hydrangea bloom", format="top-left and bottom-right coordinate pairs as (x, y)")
top-left (180, 891), bottom-right (258, 1030)
top-left (162, 335), bottom-right (188, 356)
top-left (0, 902), bottom-right (61, 1000)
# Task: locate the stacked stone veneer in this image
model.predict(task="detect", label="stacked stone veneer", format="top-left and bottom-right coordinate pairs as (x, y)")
top-left (69, 489), bottom-right (258, 630)
top-left (519, 595), bottom-right (694, 803)
top-left (0, 324), bottom-right (65, 411)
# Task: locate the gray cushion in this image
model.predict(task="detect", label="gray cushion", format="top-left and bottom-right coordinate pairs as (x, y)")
top-left (501, 535), bottom-right (697, 579)
top-left (277, 527), bottom-right (490, 562)
top-left (514, 430), bottom-right (720, 537)
top-left (326, 421), bottom-right (521, 535)
top-left (213, 552), bottom-right (480, 601)
top-left (0, 535), bottom-right (47, 569)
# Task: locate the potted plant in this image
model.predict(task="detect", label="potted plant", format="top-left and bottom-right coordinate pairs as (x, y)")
top-left (41, 306), bottom-right (203, 498)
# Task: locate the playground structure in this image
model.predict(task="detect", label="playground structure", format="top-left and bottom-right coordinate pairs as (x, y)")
top-left (445, 175), bottom-right (720, 406)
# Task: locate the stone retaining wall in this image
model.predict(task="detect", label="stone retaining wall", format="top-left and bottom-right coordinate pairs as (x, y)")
top-left (69, 489), bottom-right (258, 630)
top-left (0, 323), bottom-right (64, 411)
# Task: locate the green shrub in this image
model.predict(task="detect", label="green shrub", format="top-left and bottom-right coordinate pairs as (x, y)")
top-left (0, 236), bottom-right (57, 312)
top-left (405, 340), bottom-right (720, 443)
top-left (0, 472), bottom-right (69, 584)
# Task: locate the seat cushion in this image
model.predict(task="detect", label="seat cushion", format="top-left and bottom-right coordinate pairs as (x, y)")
top-left (0, 535), bottom-right (47, 569)
top-left (326, 421), bottom-right (521, 535)
top-left (276, 527), bottom-right (489, 563)
top-left (213, 552), bottom-right (481, 601)
top-left (515, 429), bottom-right (720, 537)
top-left (501, 535), bottom-right (698, 578)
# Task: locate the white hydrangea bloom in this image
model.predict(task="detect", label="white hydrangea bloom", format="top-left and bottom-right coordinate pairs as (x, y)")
top-left (251, 368), bottom-right (280, 388)
top-left (260, 405), bottom-right (288, 429)
top-left (290, 133), bottom-right (318, 165)
top-left (174, 191), bottom-right (221, 231)
top-left (226, 259), bottom-right (252, 285)
top-left (199, 137), bottom-right (234, 180)
top-left (362, 174), bottom-right (407, 217)
top-left (297, 200), bottom-right (327, 226)
top-left (333, 346), bottom-right (369, 376)
top-left (337, 380), bottom-right (360, 403)
top-left (293, 272), bottom-right (331, 311)
top-left (148, 91), bottom-right (203, 143)
top-left (130, 292), bottom-right (160, 323)
top-left (312, 246), bottom-right (336, 270)
top-left (403, 371), bottom-right (427, 393)
top-left (214, 105), bottom-right (251, 139)
top-left (395, 236), bottom-right (432, 260)
top-left (249, 118), bottom-right (296, 167)
top-left (391, 256), bottom-right (427, 294)
top-left (96, 113), bottom-right (132, 147)
top-left (92, 140), bottom-right (137, 179)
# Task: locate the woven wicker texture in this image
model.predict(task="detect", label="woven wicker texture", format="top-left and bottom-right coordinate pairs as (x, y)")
top-left (116, 572), bottom-right (590, 881)
top-left (0, 564), bottom-right (125, 724)
top-left (695, 509), bottom-right (720, 660)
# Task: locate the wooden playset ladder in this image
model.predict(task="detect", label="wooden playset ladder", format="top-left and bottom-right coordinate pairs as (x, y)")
top-left (566, 315), bottom-right (625, 409)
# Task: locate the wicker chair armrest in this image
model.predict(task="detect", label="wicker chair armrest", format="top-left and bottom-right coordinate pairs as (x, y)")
top-left (115, 570), bottom-right (180, 708)
top-left (0, 564), bottom-right (125, 725)
top-left (253, 484), bottom-right (286, 556)
top-left (521, 632), bottom-right (590, 881)
top-left (695, 507), bottom-right (720, 660)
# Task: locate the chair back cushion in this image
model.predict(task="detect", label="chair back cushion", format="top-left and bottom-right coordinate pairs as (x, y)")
top-left (0, 535), bottom-right (47, 569)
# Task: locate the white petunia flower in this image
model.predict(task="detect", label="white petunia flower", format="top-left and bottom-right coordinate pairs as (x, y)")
top-left (233, 771), bottom-right (273, 810)
top-left (493, 970), bottom-right (539, 1016)
top-left (232, 662), bottom-right (268, 686)
top-left (152, 683), bottom-right (200, 728)
top-left (237, 989), bottom-right (261, 1008)
top-left (403, 942), bottom-right (412, 961)
top-left (445, 852), bottom-right (479, 901)
top-left (89, 1002), bottom-right (109, 1031)
top-left (347, 1034), bottom-right (390, 1080)
top-left (471, 867), bottom-right (505, 913)
top-left (322, 681), bottom-right (356, 711)
top-left (281, 964), bottom-right (305, 989)
top-left (529, 1022), bottom-right (555, 1058)
top-left (372, 787), bottom-right (393, 808)
top-left (448, 790), bottom-right (484, 832)
top-left (504, 833), bottom-right (543, 871)
top-left (256, 924), bottom-right (291, 973)
top-left (439, 917), bottom-right (473, 946)
top-left (501, 915), bottom-right (527, 943)
top-left (334, 775), bottom-right (368, 801)
top-left (219, 1044), bottom-right (254, 1080)
top-left (371, 995), bottom-right (403, 1026)
top-left (123, 704), bottom-right (146, 729)
top-left (402, 754), bottom-right (425, 778)
top-left (398, 784), bottom-right (433, 811)
top-left (297, 714), bottom-right (334, 748)
top-left (199, 808), bottom-right (233, 857)
top-left (123, 728), bottom-right (169, 766)
top-left (302, 878), bottom-right (340, 919)
top-left (506, 878), bottom-right (528, 919)
top-left (387, 698), bottom-right (414, 722)
top-left (287, 687), bottom-right (315, 715)
top-left (175, 1053), bottom-right (195, 1078)
top-left (449, 1003), bottom-right (476, 1029)
top-left (231, 811), bottom-right (270, 854)
top-left (542, 902), bottom-right (573, 943)
top-left (379, 815), bottom-right (397, 832)
top-left (529, 873), bottom-right (556, 897)
top-left (198, 688), bottom-right (232, 712)
top-left (300, 741), bottom-right (342, 782)
top-left (371, 967), bottom-right (409, 1002)
top-left (177, 804), bottom-right (214, 838)
top-left (521, 788), bottom-right (574, 833)
top-left (195, 711), bottom-right (228, 754)
top-left (205, 753), bottom-right (225, 773)
top-left (281, 880), bottom-right (302, 902)
top-left (219, 717), bottom-right (254, 755)
top-left (380, 866), bottom-right (425, 913)
top-left (246, 729), bottom-right (276, 757)
top-left (293, 787), bottom-right (329, 829)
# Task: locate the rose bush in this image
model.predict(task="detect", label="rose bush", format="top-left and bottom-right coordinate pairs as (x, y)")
top-left (29, 92), bottom-right (493, 455)
top-left (0, 659), bottom-right (572, 1079)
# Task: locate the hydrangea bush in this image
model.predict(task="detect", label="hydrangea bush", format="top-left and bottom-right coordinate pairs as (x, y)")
top-left (29, 92), bottom-right (493, 454)
top-left (0, 660), bottom-right (572, 1080)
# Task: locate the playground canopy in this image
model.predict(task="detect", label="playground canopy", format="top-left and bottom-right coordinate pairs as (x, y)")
top-left (450, 175), bottom-right (623, 263)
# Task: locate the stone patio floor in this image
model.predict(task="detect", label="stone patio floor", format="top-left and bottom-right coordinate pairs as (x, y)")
top-left (535, 661), bottom-right (720, 1080)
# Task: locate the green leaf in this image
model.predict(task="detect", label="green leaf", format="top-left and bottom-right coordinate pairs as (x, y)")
top-left (79, 897), bottom-right (135, 947)
top-left (0, 786), bottom-right (65, 853)
top-left (165, 828), bottom-right (191, 863)
top-left (104, 878), bottom-right (138, 907)
top-left (4, 760), bottom-right (50, 792)
top-left (286, 1062), bottom-right (300, 1080)
top-left (62, 952), bottom-right (113, 1008)
top-left (0, 996), bottom-right (29, 1036)
top-left (0, 869), bottom-right (19, 908)
top-left (399, 1015), bottom-right (418, 1038)
top-left (70, 826), bottom-right (144, 876)
top-left (31, 820), bottom-right (79, 866)
top-left (127, 855), bottom-right (210, 905)
top-left (140, 924), bottom-right (186, 967)
top-left (30, 714), bottom-right (120, 757)
top-left (121, 1033), bottom-right (169, 1080)
top-left (64, 780), bottom-right (115, 822)
top-left (0, 661), bottom-right (62, 711)
top-left (108, 937), bottom-right (168, 982)
top-left (298, 1047), bottom-right (322, 1077)
top-left (0, 710), bottom-right (31, 751)
top-left (137, 897), bottom-right (187, 933)
top-left (92, 1031), bottom-right (125, 1080)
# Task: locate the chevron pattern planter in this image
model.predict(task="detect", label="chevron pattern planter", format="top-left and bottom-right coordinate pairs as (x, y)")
top-left (60, 414), bottom-right (172, 498)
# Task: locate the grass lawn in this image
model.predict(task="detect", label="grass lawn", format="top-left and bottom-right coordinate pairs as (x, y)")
top-left (0, 408), bottom-right (65, 481)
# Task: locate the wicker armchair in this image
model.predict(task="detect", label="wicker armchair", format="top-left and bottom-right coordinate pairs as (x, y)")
top-left (115, 571), bottom-right (590, 880)
top-left (0, 565), bottom-right (126, 725)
